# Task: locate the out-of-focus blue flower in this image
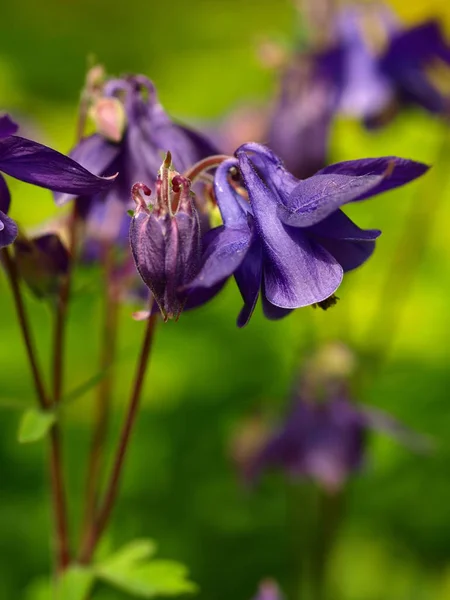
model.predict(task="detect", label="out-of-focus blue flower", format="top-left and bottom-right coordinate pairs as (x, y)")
top-left (187, 143), bottom-right (428, 326)
top-left (267, 47), bottom-right (343, 180)
top-left (0, 114), bottom-right (114, 249)
top-left (333, 3), bottom-right (450, 124)
top-left (55, 73), bottom-right (218, 256)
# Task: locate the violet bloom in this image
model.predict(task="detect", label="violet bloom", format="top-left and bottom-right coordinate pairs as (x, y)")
top-left (248, 393), bottom-right (425, 492)
top-left (187, 143), bottom-right (427, 326)
top-left (129, 154), bottom-right (201, 321)
top-left (334, 4), bottom-right (450, 124)
top-left (55, 74), bottom-right (218, 253)
top-left (268, 47), bottom-right (343, 180)
top-left (0, 114), bottom-right (114, 249)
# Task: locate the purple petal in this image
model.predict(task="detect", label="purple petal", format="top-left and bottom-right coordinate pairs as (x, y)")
top-left (306, 209), bottom-right (381, 240)
top-left (234, 238), bottom-right (262, 327)
top-left (214, 159), bottom-right (250, 227)
top-left (361, 407), bottom-right (433, 453)
top-left (280, 157), bottom-right (429, 227)
top-left (0, 210), bottom-right (18, 248)
top-left (313, 237), bottom-right (376, 272)
top-left (130, 211), bottom-right (167, 308)
top-left (238, 152), bottom-right (343, 308)
top-left (237, 143), bottom-right (298, 204)
top-left (184, 279), bottom-right (227, 311)
top-left (261, 293), bottom-right (293, 320)
top-left (0, 114), bottom-right (19, 139)
top-left (54, 134), bottom-right (121, 205)
top-left (0, 136), bottom-right (117, 200)
top-left (187, 225), bottom-right (252, 289)
top-left (0, 174), bottom-right (11, 214)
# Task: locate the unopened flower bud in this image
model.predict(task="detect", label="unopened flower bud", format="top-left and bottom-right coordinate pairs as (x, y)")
top-left (129, 155), bottom-right (201, 321)
top-left (13, 233), bottom-right (69, 300)
top-left (89, 97), bottom-right (127, 143)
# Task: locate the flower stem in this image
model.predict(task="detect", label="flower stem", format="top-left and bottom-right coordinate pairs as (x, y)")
top-left (1, 247), bottom-right (49, 410)
top-left (183, 154), bottom-right (231, 183)
top-left (52, 203), bottom-right (80, 406)
top-left (1, 246), bottom-right (70, 572)
top-left (78, 311), bottom-right (158, 563)
top-left (80, 245), bottom-right (119, 548)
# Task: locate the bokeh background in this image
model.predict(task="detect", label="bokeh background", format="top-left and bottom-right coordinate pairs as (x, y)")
top-left (2, 0), bottom-right (450, 598)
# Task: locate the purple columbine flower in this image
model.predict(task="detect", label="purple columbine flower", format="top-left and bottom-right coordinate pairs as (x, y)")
top-left (248, 392), bottom-right (427, 493)
top-left (333, 4), bottom-right (450, 124)
top-left (55, 73), bottom-right (218, 254)
top-left (129, 154), bottom-right (202, 321)
top-left (267, 47), bottom-right (343, 180)
top-left (187, 142), bottom-right (428, 326)
top-left (0, 113), bottom-right (114, 249)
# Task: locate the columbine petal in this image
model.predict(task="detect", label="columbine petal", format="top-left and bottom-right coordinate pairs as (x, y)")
top-left (0, 210), bottom-right (18, 248)
top-left (238, 152), bottom-right (343, 308)
top-left (306, 209), bottom-right (381, 240)
top-left (234, 238), bottom-right (263, 327)
top-left (261, 293), bottom-right (293, 321)
top-left (187, 225), bottom-right (252, 290)
top-left (0, 136), bottom-right (116, 199)
top-left (237, 143), bottom-right (298, 204)
top-left (214, 159), bottom-right (250, 227)
top-left (313, 237), bottom-right (376, 272)
top-left (279, 157), bottom-right (429, 227)
top-left (0, 174), bottom-right (11, 214)
top-left (0, 114), bottom-right (19, 139)
top-left (54, 134), bottom-right (120, 205)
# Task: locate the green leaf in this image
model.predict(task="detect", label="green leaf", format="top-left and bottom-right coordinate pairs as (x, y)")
top-left (18, 408), bottom-right (56, 444)
top-left (24, 566), bottom-right (94, 600)
top-left (56, 565), bottom-right (94, 600)
top-left (96, 539), bottom-right (197, 598)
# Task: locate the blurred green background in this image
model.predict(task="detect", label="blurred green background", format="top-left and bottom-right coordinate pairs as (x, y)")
top-left (2, 0), bottom-right (450, 598)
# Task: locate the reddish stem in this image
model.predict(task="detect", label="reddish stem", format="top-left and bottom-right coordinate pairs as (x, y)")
top-left (80, 245), bottom-right (119, 547)
top-left (79, 312), bottom-right (158, 563)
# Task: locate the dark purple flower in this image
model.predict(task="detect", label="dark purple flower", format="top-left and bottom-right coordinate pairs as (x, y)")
top-left (248, 392), bottom-right (427, 492)
top-left (13, 233), bottom-right (69, 299)
top-left (333, 4), bottom-right (450, 124)
top-left (187, 143), bottom-right (428, 326)
top-left (0, 113), bottom-right (115, 249)
top-left (129, 154), bottom-right (201, 321)
top-left (267, 47), bottom-right (343, 180)
top-left (55, 74), bottom-right (218, 256)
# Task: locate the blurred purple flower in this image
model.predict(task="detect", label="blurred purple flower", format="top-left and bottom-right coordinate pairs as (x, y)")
top-left (14, 233), bottom-right (69, 299)
top-left (55, 74), bottom-right (218, 256)
top-left (187, 143), bottom-right (428, 326)
top-left (267, 47), bottom-right (343, 180)
top-left (248, 392), bottom-right (428, 492)
top-left (0, 113), bottom-right (114, 249)
top-left (334, 4), bottom-right (450, 124)
top-left (129, 154), bottom-right (225, 321)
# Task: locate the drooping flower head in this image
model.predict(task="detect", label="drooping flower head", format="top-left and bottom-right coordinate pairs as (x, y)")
top-left (0, 113), bottom-right (114, 249)
top-left (187, 143), bottom-right (428, 326)
top-left (55, 71), bottom-right (219, 256)
top-left (129, 153), bottom-right (201, 321)
top-left (244, 343), bottom-right (428, 492)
